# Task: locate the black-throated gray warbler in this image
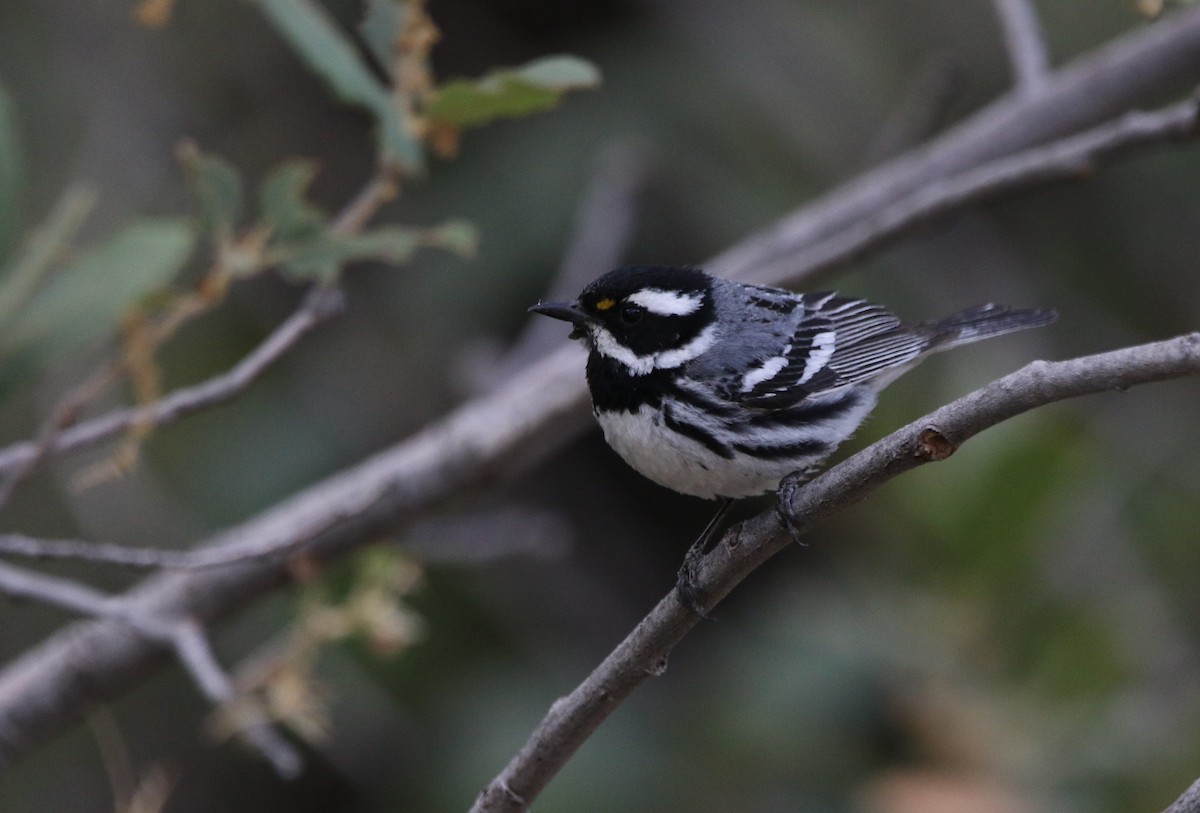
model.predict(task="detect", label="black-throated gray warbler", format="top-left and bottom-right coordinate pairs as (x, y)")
top-left (530, 266), bottom-right (1055, 607)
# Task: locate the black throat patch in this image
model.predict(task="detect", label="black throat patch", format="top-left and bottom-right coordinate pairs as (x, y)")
top-left (586, 352), bottom-right (677, 414)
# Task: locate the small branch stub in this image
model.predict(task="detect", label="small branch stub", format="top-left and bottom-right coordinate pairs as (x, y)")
top-left (916, 426), bottom-right (957, 460)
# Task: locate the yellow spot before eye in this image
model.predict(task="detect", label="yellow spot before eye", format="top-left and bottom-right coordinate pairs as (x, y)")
top-left (595, 297), bottom-right (616, 311)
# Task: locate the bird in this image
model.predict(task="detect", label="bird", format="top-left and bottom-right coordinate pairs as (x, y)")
top-left (529, 265), bottom-right (1056, 610)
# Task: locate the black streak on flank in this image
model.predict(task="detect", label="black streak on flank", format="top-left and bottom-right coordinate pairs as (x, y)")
top-left (743, 390), bottom-right (862, 427)
top-left (663, 402), bottom-right (733, 459)
top-left (731, 437), bottom-right (831, 461)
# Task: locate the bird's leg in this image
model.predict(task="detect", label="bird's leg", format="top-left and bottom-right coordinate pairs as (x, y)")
top-left (675, 497), bottom-right (736, 617)
top-left (775, 467), bottom-right (817, 544)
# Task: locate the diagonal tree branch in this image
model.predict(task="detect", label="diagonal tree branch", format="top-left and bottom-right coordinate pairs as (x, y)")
top-left (3, 6), bottom-right (1200, 775)
top-left (470, 332), bottom-right (1200, 813)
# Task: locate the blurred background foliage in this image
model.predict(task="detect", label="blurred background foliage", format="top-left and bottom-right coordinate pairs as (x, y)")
top-left (0, 1), bottom-right (1199, 812)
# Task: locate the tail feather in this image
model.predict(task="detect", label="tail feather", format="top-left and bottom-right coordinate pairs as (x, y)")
top-left (926, 304), bottom-right (1057, 351)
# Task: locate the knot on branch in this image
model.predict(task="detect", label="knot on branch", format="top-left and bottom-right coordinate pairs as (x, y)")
top-left (645, 655), bottom-right (669, 677)
top-left (916, 427), bottom-right (957, 461)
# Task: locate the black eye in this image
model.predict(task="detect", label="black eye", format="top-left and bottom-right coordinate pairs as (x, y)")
top-left (620, 304), bottom-right (644, 324)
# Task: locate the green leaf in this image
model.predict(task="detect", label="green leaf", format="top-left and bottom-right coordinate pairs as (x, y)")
top-left (179, 143), bottom-right (243, 239)
top-left (0, 83), bottom-right (25, 264)
top-left (253, 0), bottom-right (424, 173)
top-left (423, 218), bottom-right (478, 258)
top-left (275, 220), bottom-right (478, 283)
top-left (259, 160), bottom-right (326, 243)
top-left (425, 55), bottom-right (602, 128)
top-left (359, 0), bottom-right (403, 76)
top-left (512, 55), bottom-right (603, 89)
top-left (278, 228), bottom-right (419, 282)
top-left (0, 218), bottom-right (196, 366)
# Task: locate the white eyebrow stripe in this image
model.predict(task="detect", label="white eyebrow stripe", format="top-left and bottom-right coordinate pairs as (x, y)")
top-left (627, 288), bottom-right (705, 316)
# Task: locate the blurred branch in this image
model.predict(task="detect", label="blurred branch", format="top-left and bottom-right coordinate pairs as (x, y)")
top-left (468, 137), bottom-right (649, 390)
top-left (551, 139), bottom-right (650, 292)
top-left (0, 502), bottom-right (571, 569)
top-left (471, 332), bottom-right (1200, 813)
top-left (5, 6), bottom-right (1200, 775)
top-left (991, 0), bottom-right (1051, 94)
top-left (0, 533), bottom-right (268, 570)
top-left (710, 6), bottom-right (1200, 285)
top-left (860, 52), bottom-right (963, 166)
top-left (0, 561), bottom-right (301, 777)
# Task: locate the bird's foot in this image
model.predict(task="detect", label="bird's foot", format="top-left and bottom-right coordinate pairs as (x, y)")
top-left (775, 469), bottom-right (815, 545)
top-left (675, 546), bottom-right (712, 619)
top-left (672, 498), bottom-right (735, 619)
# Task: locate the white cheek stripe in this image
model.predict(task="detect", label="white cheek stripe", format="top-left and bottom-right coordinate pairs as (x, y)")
top-left (592, 323), bottom-right (718, 375)
top-left (797, 330), bottom-right (836, 384)
top-left (657, 323), bottom-right (717, 368)
top-left (591, 328), bottom-right (646, 371)
top-left (627, 288), bottom-right (705, 316)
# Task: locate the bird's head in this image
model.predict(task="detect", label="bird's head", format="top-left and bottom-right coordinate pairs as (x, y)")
top-left (529, 266), bottom-right (718, 375)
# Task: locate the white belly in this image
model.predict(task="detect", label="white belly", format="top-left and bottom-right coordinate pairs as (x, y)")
top-left (592, 386), bottom-right (878, 500)
top-left (593, 405), bottom-right (794, 500)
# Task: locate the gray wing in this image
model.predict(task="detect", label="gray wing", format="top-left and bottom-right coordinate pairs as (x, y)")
top-left (735, 292), bottom-right (929, 408)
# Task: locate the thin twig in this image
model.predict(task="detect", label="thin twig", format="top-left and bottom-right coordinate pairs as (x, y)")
top-left (470, 332), bottom-right (1200, 813)
top-left (167, 620), bottom-right (302, 778)
top-left (330, 169), bottom-right (400, 234)
top-left (0, 503), bottom-right (571, 570)
top-left (859, 51), bottom-right (964, 166)
top-left (87, 707), bottom-right (140, 812)
top-left (475, 137), bottom-right (650, 389)
top-left (0, 286), bottom-right (344, 480)
top-left (0, 160), bottom-right (396, 501)
top-left (0, 534), bottom-right (252, 569)
top-left (0, 366), bottom-right (118, 511)
top-left (991, 0), bottom-right (1052, 94)
top-left (552, 138), bottom-right (650, 292)
top-left (0, 561), bottom-right (302, 777)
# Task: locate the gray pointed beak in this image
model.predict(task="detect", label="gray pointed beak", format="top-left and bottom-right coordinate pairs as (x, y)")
top-left (528, 300), bottom-right (599, 325)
